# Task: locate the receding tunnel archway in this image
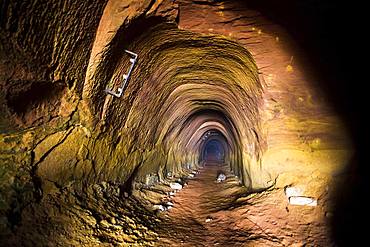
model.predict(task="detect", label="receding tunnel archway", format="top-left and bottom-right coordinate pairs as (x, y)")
top-left (203, 139), bottom-right (225, 163)
top-left (199, 130), bottom-right (229, 164)
top-left (167, 107), bottom-right (252, 187)
top-left (0, 0), bottom-right (358, 246)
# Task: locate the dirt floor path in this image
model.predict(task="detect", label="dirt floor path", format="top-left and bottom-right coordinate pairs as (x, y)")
top-left (155, 162), bottom-right (332, 247)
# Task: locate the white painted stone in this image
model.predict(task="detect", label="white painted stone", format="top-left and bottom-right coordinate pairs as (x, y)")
top-left (170, 182), bottom-right (183, 190)
top-left (216, 173), bottom-right (226, 183)
top-left (153, 205), bottom-right (166, 211)
top-left (289, 196), bottom-right (317, 206)
top-left (284, 186), bottom-right (302, 197)
top-left (205, 218), bottom-right (212, 223)
top-left (166, 201), bottom-right (174, 206)
top-left (188, 173), bottom-right (195, 178)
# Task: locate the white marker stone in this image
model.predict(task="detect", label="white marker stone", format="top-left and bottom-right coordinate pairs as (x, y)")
top-left (284, 186), bottom-right (302, 197)
top-left (289, 196), bottom-right (317, 206)
top-left (216, 173), bottom-right (226, 183)
top-left (170, 182), bottom-right (183, 190)
top-left (153, 205), bottom-right (166, 211)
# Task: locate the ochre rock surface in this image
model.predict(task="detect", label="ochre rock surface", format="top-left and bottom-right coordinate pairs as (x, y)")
top-left (0, 0), bottom-right (353, 245)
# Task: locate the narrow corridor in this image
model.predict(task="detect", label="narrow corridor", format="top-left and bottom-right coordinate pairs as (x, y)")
top-left (0, 1), bottom-right (360, 246)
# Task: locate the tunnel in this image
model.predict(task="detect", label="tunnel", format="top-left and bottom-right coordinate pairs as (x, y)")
top-left (201, 136), bottom-right (226, 163)
top-left (0, 0), bottom-right (366, 246)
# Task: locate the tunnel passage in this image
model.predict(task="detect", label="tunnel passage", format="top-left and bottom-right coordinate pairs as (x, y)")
top-left (79, 20), bottom-right (268, 190)
top-left (0, 0), bottom-right (358, 246)
top-left (202, 137), bottom-right (226, 163)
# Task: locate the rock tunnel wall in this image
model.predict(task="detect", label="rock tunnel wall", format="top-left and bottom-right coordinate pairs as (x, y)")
top-left (176, 0), bottom-right (353, 196)
top-left (0, 0), bottom-right (354, 244)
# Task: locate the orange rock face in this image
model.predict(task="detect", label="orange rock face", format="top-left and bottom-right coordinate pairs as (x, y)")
top-left (0, 0), bottom-right (359, 245)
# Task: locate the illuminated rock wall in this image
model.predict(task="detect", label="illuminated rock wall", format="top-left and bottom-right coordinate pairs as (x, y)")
top-left (0, 0), bottom-right (354, 244)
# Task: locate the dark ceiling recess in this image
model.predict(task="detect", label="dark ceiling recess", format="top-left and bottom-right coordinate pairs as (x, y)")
top-left (241, 0), bottom-right (364, 137)
top-left (203, 139), bottom-right (225, 163)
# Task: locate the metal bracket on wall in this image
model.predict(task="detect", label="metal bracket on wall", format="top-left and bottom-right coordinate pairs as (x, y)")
top-left (105, 49), bottom-right (138, 97)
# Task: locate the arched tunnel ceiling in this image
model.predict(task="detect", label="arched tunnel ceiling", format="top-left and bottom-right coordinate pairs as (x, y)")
top-left (0, 0), bottom-right (364, 245)
top-left (0, 0), bottom-right (354, 202)
top-left (81, 17), bottom-right (267, 188)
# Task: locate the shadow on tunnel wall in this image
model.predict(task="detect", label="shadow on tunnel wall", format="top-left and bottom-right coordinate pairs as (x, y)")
top-left (235, 0), bottom-right (367, 245)
top-left (90, 15), bottom-right (167, 121)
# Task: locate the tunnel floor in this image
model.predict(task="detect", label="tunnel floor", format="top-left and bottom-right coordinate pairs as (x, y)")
top-left (154, 163), bottom-right (331, 246)
top-left (1, 162), bottom-right (333, 246)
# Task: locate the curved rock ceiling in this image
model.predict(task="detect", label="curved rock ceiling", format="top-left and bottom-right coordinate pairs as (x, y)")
top-left (82, 17), bottom-right (267, 189)
top-left (0, 0), bottom-right (363, 245)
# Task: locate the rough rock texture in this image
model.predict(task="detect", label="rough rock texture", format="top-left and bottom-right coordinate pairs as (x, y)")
top-left (176, 0), bottom-right (353, 199)
top-left (0, 0), bottom-right (107, 130)
top-left (156, 163), bottom-right (333, 246)
top-left (3, 179), bottom-right (162, 246)
top-left (0, 0), bottom-right (356, 245)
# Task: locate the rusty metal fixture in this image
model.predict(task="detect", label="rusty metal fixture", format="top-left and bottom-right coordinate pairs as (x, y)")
top-left (105, 50), bottom-right (138, 97)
